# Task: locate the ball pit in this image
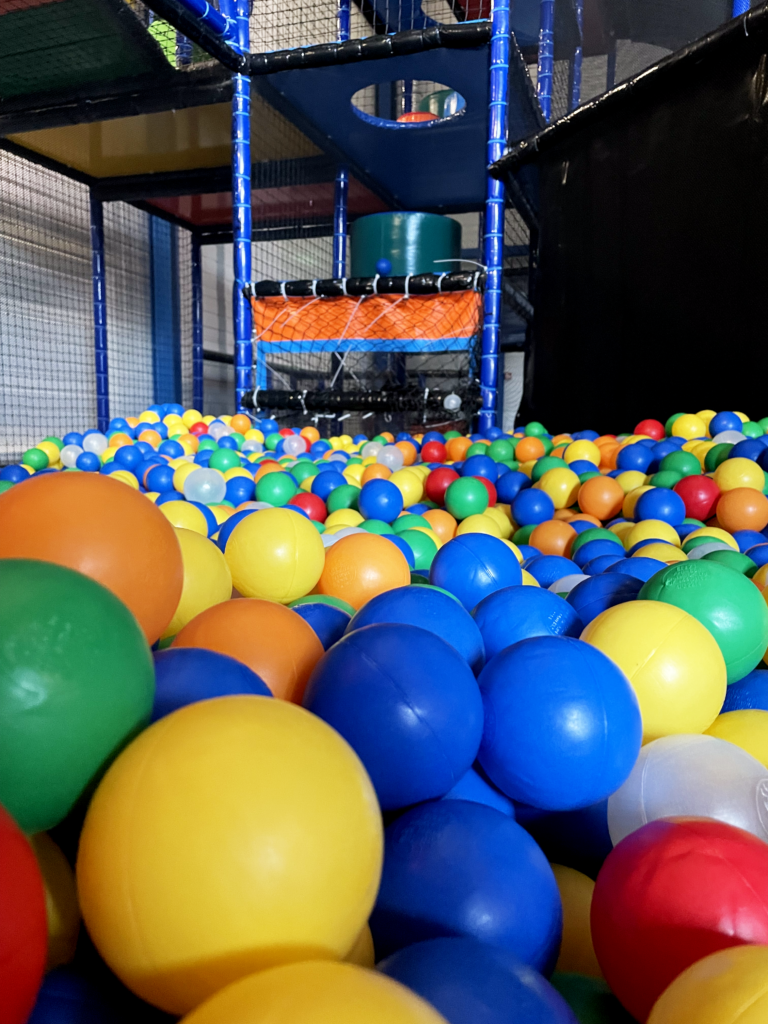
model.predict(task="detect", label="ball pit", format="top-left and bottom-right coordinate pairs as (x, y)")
top-left (8, 403), bottom-right (768, 1023)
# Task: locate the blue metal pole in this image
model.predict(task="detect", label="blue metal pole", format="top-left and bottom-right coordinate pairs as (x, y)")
top-left (220, 0), bottom-right (252, 413)
top-left (733, 0), bottom-right (749, 15)
top-left (169, 0), bottom-right (235, 39)
top-left (537, 0), bottom-right (555, 122)
top-left (333, 0), bottom-right (350, 278)
top-left (480, 0), bottom-right (510, 432)
top-left (568, 0), bottom-right (584, 112)
top-left (191, 232), bottom-right (204, 412)
top-left (89, 192), bottom-right (110, 432)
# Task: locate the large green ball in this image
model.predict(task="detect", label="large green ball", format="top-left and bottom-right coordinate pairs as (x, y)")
top-left (639, 559), bottom-right (768, 684)
top-left (0, 560), bottom-right (154, 832)
top-left (444, 477), bottom-right (489, 520)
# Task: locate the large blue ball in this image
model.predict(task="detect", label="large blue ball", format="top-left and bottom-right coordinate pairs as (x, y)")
top-left (477, 636), bottom-right (642, 810)
top-left (512, 489), bottom-right (555, 526)
top-left (379, 938), bottom-right (578, 1024)
top-left (358, 479), bottom-right (404, 523)
top-left (634, 487), bottom-right (686, 526)
top-left (565, 573), bottom-right (643, 626)
top-left (604, 556), bottom-right (667, 582)
top-left (615, 443), bottom-right (653, 473)
top-left (429, 534), bottom-right (523, 611)
top-left (346, 585), bottom-right (485, 674)
top-left (152, 648), bottom-right (271, 721)
top-left (311, 471), bottom-right (347, 501)
top-left (496, 470), bottom-right (531, 504)
top-left (291, 599), bottom-right (351, 650)
top-left (733, 530), bottom-right (768, 552)
top-left (370, 800), bottom-right (562, 971)
top-left (710, 411), bottom-right (744, 435)
top-left (461, 454), bottom-right (498, 483)
top-left (524, 555), bottom-right (580, 588)
top-left (572, 538), bottom-right (623, 569)
top-left (443, 766), bottom-right (514, 816)
top-left (225, 475), bottom-right (255, 505)
top-left (303, 623), bottom-right (483, 810)
top-left (473, 585), bottom-right (583, 662)
top-left (722, 667), bottom-right (768, 712)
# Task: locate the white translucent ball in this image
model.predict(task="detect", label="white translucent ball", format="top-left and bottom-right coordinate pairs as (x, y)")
top-left (362, 441), bottom-right (383, 460)
top-left (241, 440), bottom-right (264, 454)
top-left (83, 432), bottom-right (108, 455)
top-left (443, 392), bottom-right (462, 412)
top-left (282, 434), bottom-right (307, 456)
top-left (321, 526), bottom-right (366, 548)
top-left (208, 422), bottom-right (232, 441)
top-left (328, 452), bottom-right (348, 463)
top-left (548, 574), bottom-right (589, 596)
top-left (712, 430), bottom-right (747, 445)
top-left (608, 734), bottom-right (768, 845)
top-left (377, 445), bottom-right (405, 471)
top-left (687, 541), bottom-right (735, 560)
top-left (182, 467), bottom-right (227, 505)
top-left (60, 444), bottom-right (83, 468)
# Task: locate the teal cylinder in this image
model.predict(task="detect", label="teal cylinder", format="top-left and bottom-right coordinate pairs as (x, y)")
top-left (350, 212), bottom-right (461, 277)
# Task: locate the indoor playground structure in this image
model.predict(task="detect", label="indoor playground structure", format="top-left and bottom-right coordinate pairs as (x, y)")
top-left (5, 1), bottom-right (768, 1024)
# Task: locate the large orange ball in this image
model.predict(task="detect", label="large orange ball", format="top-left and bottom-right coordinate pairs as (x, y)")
top-left (172, 599), bottom-right (323, 702)
top-left (316, 534), bottom-right (410, 609)
top-left (514, 437), bottom-right (546, 462)
top-left (529, 519), bottom-right (577, 556)
top-left (716, 488), bottom-right (768, 534)
top-left (578, 475), bottom-right (625, 521)
top-left (0, 473), bottom-right (182, 643)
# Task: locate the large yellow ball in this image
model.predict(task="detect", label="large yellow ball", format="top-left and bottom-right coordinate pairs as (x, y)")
top-left (552, 864), bottom-right (602, 978)
top-left (390, 469), bottom-right (424, 506)
top-left (159, 501), bottom-right (209, 537)
top-left (225, 507), bottom-right (325, 603)
top-left (31, 832), bottom-right (80, 969)
top-left (161, 528), bottom-right (232, 639)
top-left (582, 601), bottom-right (726, 743)
top-left (564, 440), bottom-right (601, 466)
top-left (706, 709), bottom-right (768, 768)
top-left (180, 962), bottom-right (448, 1024)
top-left (647, 945), bottom-right (768, 1024)
top-left (76, 697), bottom-right (383, 1015)
top-left (714, 457), bottom-right (765, 492)
top-left (539, 467), bottom-right (581, 509)
top-left (670, 413), bottom-right (706, 440)
top-left (625, 519), bottom-right (681, 550)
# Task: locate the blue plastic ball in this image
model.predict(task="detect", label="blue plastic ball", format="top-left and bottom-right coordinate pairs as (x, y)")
top-left (346, 585), bottom-right (485, 674)
top-left (384, 534), bottom-right (416, 567)
top-left (524, 555), bottom-right (581, 588)
top-left (461, 454), bottom-right (498, 483)
top-left (512, 489), bottom-right (555, 526)
top-left (477, 636), bottom-right (642, 810)
top-left (145, 464), bottom-right (175, 493)
top-left (572, 538), bottom-right (624, 569)
top-left (581, 553), bottom-right (626, 575)
top-left (733, 530), bottom-right (768, 553)
top-left (155, 491), bottom-right (184, 506)
top-left (430, 534), bottom-right (523, 611)
top-left (310, 440), bottom-right (331, 457)
top-left (225, 476), bottom-right (255, 505)
top-left (522, 799), bottom-right (613, 879)
top-left (112, 445), bottom-right (142, 471)
top-left (710, 411), bottom-right (744, 435)
top-left (616, 443), bottom-right (654, 473)
top-left (604, 556), bottom-right (667, 582)
top-left (746, 544), bottom-right (768, 568)
top-left (370, 800), bottom-right (562, 971)
top-left (634, 487), bottom-right (686, 526)
top-left (303, 623), bottom-right (483, 810)
top-left (0, 465), bottom-right (30, 484)
top-left (379, 938), bottom-right (578, 1024)
top-left (358, 479), bottom-right (404, 523)
top-left (216, 509), bottom-right (255, 552)
top-left (62, 432), bottom-right (84, 447)
top-left (496, 470), bottom-right (531, 504)
top-left (566, 573), bottom-right (643, 626)
top-left (75, 452), bottom-right (100, 472)
top-left (721, 668), bottom-right (768, 712)
top-left (376, 257), bottom-right (393, 275)
top-left (473, 585), bottom-right (583, 663)
top-left (730, 439), bottom-right (764, 461)
top-left (310, 470), bottom-right (347, 501)
top-left (152, 648), bottom-right (271, 722)
top-left (291, 599), bottom-right (351, 650)
top-left (443, 767), bottom-right (514, 816)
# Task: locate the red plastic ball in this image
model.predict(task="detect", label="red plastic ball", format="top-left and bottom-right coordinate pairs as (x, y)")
top-left (421, 441), bottom-right (448, 463)
top-left (278, 428), bottom-right (294, 437)
top-left (287, 491), bottom-right (328, 523)
top-left (474, 475), bottom-right (497, 507)
top-left (673, 474), bottom-right (721, 521)
top-left (425, 467), bottom-right (460, 506)
top-left (188, 422), bottom-right (208, 436)
top-left (634, 419), bottom-right (666, 440)
top-left (0, 804), bottom-right (47, 1024)
top-left (591, 817), bottom-right (768, 1022)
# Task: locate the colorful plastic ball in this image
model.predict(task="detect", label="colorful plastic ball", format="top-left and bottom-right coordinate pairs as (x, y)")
top-left (346, 585), bottom-right (485, 674)
top-left (443, 766), bottom-right (514, 816)
top-left (225, 475), bottom-right (255, 505)
top-left (577, 475), bottom-right (624, 521)
top-left (0, 473), bottom-right (182, 644)
top-left (461, 454), bottom-right (498, 483)
top-left (316, 532), bottom-right (411, 609)
top-left (496, 470), bottom-right (531, 504)
top-left (529, 519), bottom-right (577, 556)
top-left (172, 598), bottom-right (323, 702)
top-left (705, 709), bottom-right (768, 767)
top-left (75, 451), bottom-right (101, 472)
top-left (311, 470), bottom-right (347, 501)
top-left (30, 832), bottom-right (80, 969)
top-left (660, 449), bottom-right (700, 478)
top-left (639, 559), bottom-right (768, 683)
top-left (616, 443), bottom-right (654, 473)
top-left (670, 412), bottom-right (706, 440)
top-left (477, 636), bottom-right (641, 810)
top-left (566, 573), bottom-right (643, 626)
top-left (429, 533), bottom-right (523, 611)
top-left (525, 555), bottom-right (581, 588)
top-left (512, 488), bottom-right (555, 526)
top-left (289, 597), bottom-right (352, 650)
top-left (590, 818), bottom-right (768, 1023)
top-left (304, 623), bottom-right (482, 810)
top-left (161, 528), bottom-right (232, 639)
top-left (383, 533), bottom-right (416, 566)
top-left (582, 600), bottom-right (726, 742)
top-left (539, 467), bottom-right (581, 510)
top-left (634, 487), bottom-right (685, 526)
top-left (472, 585), bottom-right (582, 662)
top-left (444, 477), bottom-right (489, 520)
top-left (76, 697), bottom-right (383, 1015)
top-left (710, 410), bottom-right (744, 435)
top-left (551, 865), bottom-right (602, 979)
top-left (716, 487), bottom-right (768, 533)
top-left (152, 647), bottom-right (270, 721)
top-left (722, 667), bottom-right (768, 711)
top-left (255, 471), bottom-right (297, 506)
top-left (358, 479), bottom-right (404, 523)
top-left (225, 507), bottom-right (324, 603)
top-left (0, 803), bottom-right (47, 1024)
top-left (379, 937), bottom-right (578, 1024)
top-left (0, 560), bottom-right (153, 833)
top-left (370, 800), bottom-right (561, 972)
top-left (424, 467), bottom-right (459, 505)
top-left (582, 553), bottom-right (626, 575)
top-left (634, 419), bottom-right (665, 440)
top-left (421, 441), bottom-right (448, 463)
top-left (714, 456), bottom-right (765, 492)
top-left (572, 538), bottom-right (625, 568)
top-left (672, 474), bottom-right (720, 520)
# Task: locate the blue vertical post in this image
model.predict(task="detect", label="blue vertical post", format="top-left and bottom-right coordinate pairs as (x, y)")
top-left (480, 0), bottom-right (510, 432)
top-left (732, 0), bottom-right (749, 15)
top-left (220, 0), bottom-right (252, 413)
top-left (333, 0), bottom-right (350, 278)
top-left (89, 192), bottom-right (110, 432)
top-left (150, 217), bottom-right (182, 403)
top-left (537, 0), bottom-right (555, 122)
top-left (568, 0), bottom-right (584, 111)
top-left (191, 232), bottom-right (204, 412)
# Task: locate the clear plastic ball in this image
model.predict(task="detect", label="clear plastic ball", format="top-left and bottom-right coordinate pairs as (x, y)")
top-left (443, 392), bottom-right (462, 412)
top-left (321, 526), bottom-right (366, 548)
top-left (241, 440), bottom-right (264, 454)
top-left (712, 430), bottom-right (747, 445)
top-left (282, 435), bottom-right (307, 456)
top-left (60, 444), bottom-right (83, 468)
top-left (548, 574), bottom-right (590, 596)
top-left (208, 423), bottom-right (233, 441)
top-left (328, 452), bottom-right (348, 463)
top-left (83, 432), bottom-right (108, 455)
top-left (377, 446), bottom-right (405, 471)
top-left (362, 442), bottom-right (383, 460)
top-left (687, 541), bottom-right (735, 560)
top-left (182, 467), bottom-right (227, 505)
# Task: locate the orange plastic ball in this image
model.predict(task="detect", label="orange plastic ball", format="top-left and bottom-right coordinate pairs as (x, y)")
top-left (395, 441), bottom-right (417, 466)
top-left (254, 462), bottom-right (283, 483)
top-left (362, 464), bottom-right (392, 484)
top-left (380, 432), bottom-right (395, 443)
top-left (553, 509), bottom-right (576, 521)
top-left (0, 473), bottom-right (182, 643)
top-left (229, 414), bottom-right (252, 434)
top-left (530, 519), bottom-right (578, 557)
top-left (716, 488), bottom-right (768, 533)
top-left (138, 429), bottom-right (161, 448)
top-left (446, 437), bottom-right (472, 462)
top-left (300, 426), bottom-right (321, 444)
top-left (514, 437), bottom-right (546, 462)
top-left (569, 513), bottom-right (603, 528)
top-left (316, 533), bottom-right (410, 609)
top-left (578, 475), bottom-right (625, 521)
top-left (423, 508), bottom-right (458, 544)
top-left (108, 434), bottom-right (132, 449)
top-left (172, 599), bottom-right (323, 702)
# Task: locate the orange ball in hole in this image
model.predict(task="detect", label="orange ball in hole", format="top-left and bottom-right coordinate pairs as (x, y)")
top-left (578, 475), bottom-right (625, 521)
top-left (0, 472), bottom-right (182, 644)
top-left (530, 519), bottom-right (578, 557)
top-left (172, 599), bottom-right (323, 702)
top-left (716, 488), bottom-right (768, 533)
top-left (316, 533), bottom-right (411, 610)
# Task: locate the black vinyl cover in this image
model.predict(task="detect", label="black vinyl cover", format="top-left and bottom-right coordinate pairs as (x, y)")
top-left (491, 3), bottom-right (768, 434)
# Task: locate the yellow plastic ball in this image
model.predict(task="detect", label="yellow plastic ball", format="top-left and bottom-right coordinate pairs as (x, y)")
top-left (173, 462), bottom-right (198, 493)
top-left (705, 709), bottom-right (768, 768)
top-left (139, 410), bottom-right (160, 423)
top-left (179, 962), bottom-right (446, 1024)
top-left (753, 563), bottom-right (768, 590)
top-left (77, 698), bottom-right (383, 1015)
top-left (210, 505), bottom-right (233, 525)
top-left (714, 457), bottom-right (766, 492)
top-left (225, 507), bottom-right (325, 603)
top-left (539, 467), bottom-right (581, 510)
top-left (344, 924), bottom-right (375, 968)
top-left (506, 540), bottom-right (524, 563)
top-left (518, 460), bottom-right (536, 479)
top-left (552, 864), bottom-right (602, 978)
top-left (564, 440), bottom-right (601, 466)
top-left (344, 464), bottom-right (365, 485)
top-left (100, 449), bottom-right (116, 465)
top-left (625, 519), bottom-right (681, 550)
top-left (647, 945), bottom-right (768, 1024)
top-left (36, 440), bottom-right (61, 464)
top-left (609, 520), bottom-right (635, 544)
top-left (31, 832), bottom-right (80, 969)
top-left (483, 505), bottom-right (513, 539)
top-left (615, 471), bottom-right (647, 496)
top-left (456, 514), bottom-right (502, 538)
top-left (159, 501), bottom-right (209, 536)
top-left (622, 486), bottom-right (654, 520)
top-left (735, 410), bottom-right (749, 423)
top-left (685, 526), bottom-right (739, 550)
top-left (390, 469), bottom-right (424, 507)
top-left (245, 429), bottom-right (264, 443)
top-left (696, 409), bottom-right (717, 431)
top-left (325, 509), bottom-right (364, 529)
top-left (521, 569), bottom-right (540, 586)
top-left (182, 409), bottom-right (203, 428)
top-left (582, 600), bottom-right (726, 742)
top-left (670, 413), bottom-right (706, 440)
top-left (110, 469), bottom-right (141, 490)
top-left (633, 543), bottom-right (688, 563)
top-left (161, 528), bottom-right (232, 639)
top-left (223, 467), bottom-right (252, 481)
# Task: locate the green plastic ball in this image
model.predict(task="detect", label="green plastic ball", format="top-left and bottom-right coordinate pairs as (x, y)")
top-left (255, 471), bottom-right (298, 506)
top-left (702, 549), bottom-right (758, 577)
top-left (291, 461), bottom-right (319, 484)
top-left (392, 514), bottom-right (428, 534)
top-left (444, 477), bottom-right (489, 520)
top-left (759, 417), bottom-right (768, 434)
top-left (487, 439), bottom-right (515, 463)
top-left (0, 559), bottom-right (153, 833)
top-left (359, 519), bottom-right (395, 535)
top-left (326, 484), bottom-right (360, 513)
top-left (531, 456), bottom-right (568, 483)
top-left (659, 450), bottom-right (700, 478)
top-left (665, 412), bottom-right (685, 436)
top-left (513, 524), bottom-right (536, 545)
top-left (228, 432), bottom-right (245, 450)
top-left (22, 448), bottom-right (48, 471)
top-left (639, 559), bottom-right (768, 683)
top-left (579, 471), bottom-right (602, 484)
top-left (264, 432), bottom-right (281, 451)
top-left (540, 437), bottom-right (554, 456)
top-left (742, 421), bottom-right (764, 439)
top-left (465, 443), bottom-right (490, 458)
top-left (704, 443), bottom-right (733, 472)
top-left (682, 535), bottom-right (727, 554)
top-left (197, 437), bottom-right (218, 452)
top-left (649, 470), bottom-right (682, 489)
top-left (400, 528), bottom-right (438, 570)
top-left (444, 431), bottom-right (462, 440)
top-left (570, 527), bottom-right (623, 556)
top-left (208, 449), bottom-right (241, 473)
top-left (525, 421), bottom-right (547, 437)
top-left (290, 594), bottom-right (355, 616)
